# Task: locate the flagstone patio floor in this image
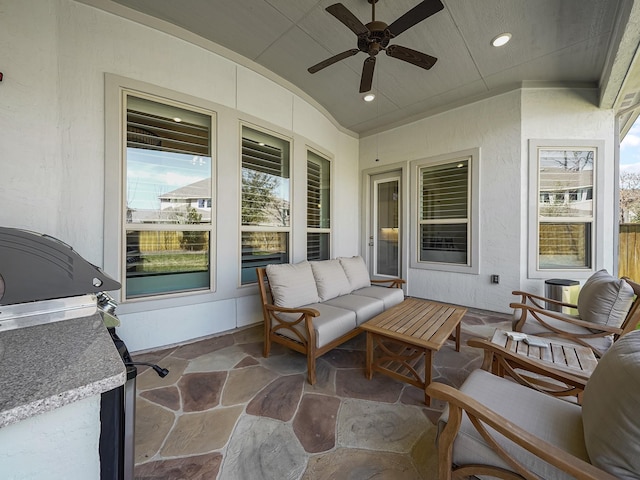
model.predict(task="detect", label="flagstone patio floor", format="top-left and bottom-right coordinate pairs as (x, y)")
top-left (131, 306), bottom-right (512, 479)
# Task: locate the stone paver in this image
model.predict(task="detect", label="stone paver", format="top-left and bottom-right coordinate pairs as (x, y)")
top-left (337, 398), bottom-right (429, 452)
top-left (140, 386), bottom-right (181, 411)
top-left (245, 373), bottom-right (304, 421)
top-left (219, 415), bottom-right (307, 480)
top-left (134, 397), bottom-right (175, 463)
top-left (135, 452), bottom-right (223, 480)
top-left (179, 371), bottom-right (227, 411)
top-left (223, 365), bottom-right (280, 407)
top-left (293, 393), bottom-right (341, 453)
top-left (160, 405), bottom-right (244, 456)
top-left (302, 448), bottom-right (424, 479)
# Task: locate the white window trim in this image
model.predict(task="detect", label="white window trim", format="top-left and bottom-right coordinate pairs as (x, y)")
top-left (527, 139), bottom-right (605, 279)
top-left (409, 148), bottom-right (480, 274)
top-left (104, 74), bottom-right (218, 306)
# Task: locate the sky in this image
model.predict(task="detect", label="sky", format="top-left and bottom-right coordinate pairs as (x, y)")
top-left (620, 119), bottom-right (640, 174)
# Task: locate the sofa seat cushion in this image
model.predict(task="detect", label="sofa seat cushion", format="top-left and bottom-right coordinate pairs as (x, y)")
top-left (275, 303), bottom-right (357, 349)
top-left (440, 369), bottom-right (587, 480)
top-left (582, 330), bottom-right (640, 479)
top-left (577, 269), bottom-right (634, 329)
top-left (324, 294), bottom-right (384, 326)
top-left (338, 256), bottom-right (371, 290)
top-left (516, 312), bottom-right (613, 356)
top-left (310, 259), bottom-right (352, 301)
top-left (266, 261), bottom-right (319, 308)
top-left (353, 285), bottom-right (404, 309)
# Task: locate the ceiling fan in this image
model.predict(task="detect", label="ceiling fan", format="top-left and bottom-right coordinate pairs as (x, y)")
top-left (308, 0), bottom-right (444, 93)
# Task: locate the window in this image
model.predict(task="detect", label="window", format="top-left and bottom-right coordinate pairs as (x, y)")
top-left (307, 151), bottom-right (331, 260)
top-left (410, 149), bottom-right (479, 274)
top-left (530, 141), bottom-right (600, 273)
top-left (240, 126), bottom-right (291, 284)
top-left (123, 94), bottom-right (215, 299)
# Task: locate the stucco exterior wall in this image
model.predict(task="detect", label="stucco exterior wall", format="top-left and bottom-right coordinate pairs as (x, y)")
top-left (359, 88), bottom-right (616, 312)
top-left (0, 0), bottom-right (359, 352)
top-left (0, 396), bottom-right (101, 480)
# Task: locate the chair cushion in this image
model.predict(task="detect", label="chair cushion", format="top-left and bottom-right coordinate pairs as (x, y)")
top-left (324, 294), bottom-right (384, 326)
top-left (266, 261), bottom-right (319, 308)
top-left (352, 285), bottom-right (405, 309)
top-left (310, 259), bottom-right (353, 301)
top-left (582, 329), bottom-right (640, 479)
top-left (276, 303), bottom-right (357, 349)
top-left (439, 369), bottom-right (587, 480)
top-left (577, 269), bottom-right (634, 329)
top-left (338, 256), bottom-right (371, 290)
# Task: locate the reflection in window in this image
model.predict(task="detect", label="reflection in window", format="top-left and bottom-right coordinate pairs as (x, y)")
top-left (240, 126), bottom-right (291, 284)
top-left (124, 95), bottom-right (214, 298)
top-left (537, 148), bottom-right (594, 269)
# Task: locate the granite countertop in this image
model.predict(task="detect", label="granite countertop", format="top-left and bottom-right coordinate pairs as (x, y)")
top-left (0, 312), bottom-right (126, 428)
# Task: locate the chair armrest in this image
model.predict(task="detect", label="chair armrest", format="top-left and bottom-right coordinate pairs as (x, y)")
top-left (426, 382), bottom-right (617, 480)
top-left (510, 302), bottom-right (622, 335)
top-left (467, 337), bottom-right (589, 393)
top-left (371, 278), bottom-right (406, 288)
top-left (512, 290), bottom-right (577, 310)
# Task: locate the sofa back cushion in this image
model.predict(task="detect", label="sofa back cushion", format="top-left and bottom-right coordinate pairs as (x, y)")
top-left (338, 256), bottom-right (371, 291)
top-left (266, 261), bottom-right (319, 308)
top-left (577, 270), bottom-right (635, 329)
top-left (582, 329), bottom-right (640, 479)
top-left (310, 260), bottom-right (353, 301)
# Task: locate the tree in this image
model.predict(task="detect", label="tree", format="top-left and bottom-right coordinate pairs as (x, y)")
top-left (241, 169), bottom-right (279, 225)
top-left (620, 171), bottom-right (640, 223)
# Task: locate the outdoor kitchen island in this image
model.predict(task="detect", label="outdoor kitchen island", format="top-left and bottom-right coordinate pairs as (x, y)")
top-left (0, 310), bottom-right (126, 480)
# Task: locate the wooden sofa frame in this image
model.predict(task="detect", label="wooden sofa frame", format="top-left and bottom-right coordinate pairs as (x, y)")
top-left (256, 266), bottom-right (404, 384)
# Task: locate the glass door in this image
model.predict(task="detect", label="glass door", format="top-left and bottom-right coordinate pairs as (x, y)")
top-left (370, 172), bottom-right (401, 277)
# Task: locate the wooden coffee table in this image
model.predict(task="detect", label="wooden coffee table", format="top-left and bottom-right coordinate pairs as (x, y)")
top-left (361, 297), bottom-right (467, 405)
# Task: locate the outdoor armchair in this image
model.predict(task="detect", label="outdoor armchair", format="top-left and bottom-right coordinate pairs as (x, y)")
top-left (511, 270), bottom-right (640, 357)
top-left (427, 329), bottom-right (640, 480)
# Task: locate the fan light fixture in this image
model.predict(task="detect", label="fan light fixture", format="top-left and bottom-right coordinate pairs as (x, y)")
top-left (491, 33), bottom-right (511, 47)
top-left (308, 1), bottom-right (444, 93)
top-left (363, 92), bottom-right (376, 102)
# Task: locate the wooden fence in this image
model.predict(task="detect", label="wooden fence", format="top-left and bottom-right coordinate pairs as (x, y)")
top-left (619, 223), bottom-right (640, 282)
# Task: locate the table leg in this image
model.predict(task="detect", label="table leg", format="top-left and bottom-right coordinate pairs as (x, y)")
top-left (424, 348), bottom-right (433, 406)
top-left (455, 322), bottom-right (461, 352)
top-left (366, 332), bottom-right (373, 380)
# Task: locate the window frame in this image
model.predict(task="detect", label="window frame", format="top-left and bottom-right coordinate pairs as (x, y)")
top-left (239, 123), bottom-right (292, 286)
top-left (104, 75), bottom-right (217, 305)
top-left (409, 148), bottom-right (480, 274)
top-left (306, 149), bottom-right (332, 261)
top-left (528, 139), bottom-right (605, 279)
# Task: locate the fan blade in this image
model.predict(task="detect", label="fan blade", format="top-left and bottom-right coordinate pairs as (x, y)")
top-left (308, 49), bottom-right (360, 74)
top-left (386, 44), bottom-right (437, 70)
top-left (387, 0), bottom-right (444, 38)
top-left (359, 57), bottom-right (376, 93)
top-left (326, 3), bottom-right (369, 36)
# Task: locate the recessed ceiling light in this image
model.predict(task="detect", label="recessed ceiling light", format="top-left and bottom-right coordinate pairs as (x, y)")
top-left (491, 33), bottom-right (511, 47)
top-left (363, 92), bottom-right (375, 102)
top-left (173, 117), bottom-right (182, 122)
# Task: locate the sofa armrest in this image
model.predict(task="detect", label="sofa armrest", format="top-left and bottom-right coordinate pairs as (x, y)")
top-left (426, 382), bottom-right (617, 480)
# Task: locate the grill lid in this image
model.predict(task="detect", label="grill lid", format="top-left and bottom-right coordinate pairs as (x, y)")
top-left (0, 227), bottom-right (121, 306)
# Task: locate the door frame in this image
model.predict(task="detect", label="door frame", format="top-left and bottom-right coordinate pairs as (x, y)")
top-left (361, 162), bottom-right (409, 289)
